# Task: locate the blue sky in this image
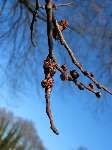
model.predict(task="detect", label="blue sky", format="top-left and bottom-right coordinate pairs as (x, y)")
top-left (0, 69), bottom-right (112, 150)
top-left (0, 0), bottom-right (112, 150)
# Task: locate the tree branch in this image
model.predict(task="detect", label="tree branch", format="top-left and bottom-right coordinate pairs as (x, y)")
top-left (52, 17), bottom-right (112, 95)
top-left (45, 0), bottom-right (54, 58)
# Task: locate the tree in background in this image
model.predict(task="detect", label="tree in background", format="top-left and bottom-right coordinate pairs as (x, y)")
top-left (0, 107), bottom-right (46, 150)
top-left (0, 0), bottom-right (112, 134)
top-left (77, 146), bottom-right (88, 150)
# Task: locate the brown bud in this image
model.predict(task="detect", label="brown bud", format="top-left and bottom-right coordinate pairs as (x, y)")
top-left (49, 68), bottom-right (56, 76)
top-left (78, 84), bottom-right (84, 90)
top-left (70, 70), bottom-right (79, 79)
top-left (41, 79), bottom-right (54, 88)
top-left (41, 79), bottom-right (47, 88)
top-left (83, 70), bottom-right (89, 76)
top-left (52, 3), bottom-right (57, 9)
top-left (95, 92), bottom-right (102, 98)
top-left (88, 83), bottom-right (94, 90)
top-left (60, 73), bottom-right (68, 81)
top-left (61, 64), bottom-right (67, 71)
top-left (58, 20), bottom-right (69, 30)
top-left (96, 83), bottom-right (101, 89)
top-left (43, 61), bottom-right (49, 69)
top-left (47, 78), bottom-right (54, 87)
top-left (89, 72), bottom-right (94, 78)
top-left (53, 29), bottom-right (58, 40)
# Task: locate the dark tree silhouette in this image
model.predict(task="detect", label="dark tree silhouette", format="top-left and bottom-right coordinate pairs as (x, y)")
top-left (77, 146), bottom-right (88, 150)
top-left (0, 107), bottom-right (46, 150)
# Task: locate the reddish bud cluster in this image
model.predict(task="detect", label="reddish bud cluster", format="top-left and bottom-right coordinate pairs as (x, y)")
top-left (60, 64), bottom-right (69, 81)
top-left (41, 78), bottom-right (54, 88)
top-left (53, 20), bottom-right (69, 40)
top-left (41, 56), bottom-right (56, 89)
top-left (60, 73), bottom-right (69, 81)
top-left (58, 20), bottom-right (69, 30)
top-left (61, 64), bottom-right (67, 71)
top-left (59, 64), bottom-right (80, 82)
top-left (41, 56), bottom-right (59, 135)
top-left (43, 57), bottom-right (56, 77)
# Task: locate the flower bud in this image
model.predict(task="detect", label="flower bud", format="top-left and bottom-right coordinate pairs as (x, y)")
top-left (61, 64), bottom-right (67, 71)
top-left (88, 83), bottom-right (94, 90)
top-left (95, 92), bottom-right (102, 98)
top-left (70, 70), bottom-right (79, 79)
top-left (78, 84), bottom-right (84, 90)
top-left (60, 73), bottom-right (68, 81)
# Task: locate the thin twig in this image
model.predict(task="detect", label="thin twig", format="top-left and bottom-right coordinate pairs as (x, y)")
top-left (53, 17), bottom-right (112, 95)
top-left (45, 87), bottom-right (59, 135)
top-left (39, 2), bottom-right (73, 9)
top-left (45, 0), bottom-right (54, 58)
top-left (44, 0), bottom-right (59, 134)
top-left (41, 56), bottom-right (59, 135)
top-left (36, 0), bottom-right (39, 10)
top-left (30, 11), bottom-right (37, 46)
top-left (20, 0), bottom-right (47, 22)
top-left (56, 64), bottom-right (101, 98)
top-left (30, 0), bottom-right (40, 46)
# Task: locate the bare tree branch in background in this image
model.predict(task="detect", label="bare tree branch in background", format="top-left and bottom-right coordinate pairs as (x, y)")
top-left (0, 107), bottom-right (46, 150)
top-left (0, 0), bottom-right (112, 87)
top-left (77, 146), bottom-right (88, 150)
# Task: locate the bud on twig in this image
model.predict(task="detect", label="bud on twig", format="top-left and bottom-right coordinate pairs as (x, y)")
top-left (95, 92), bottom-right (102, 98)
top-left (78, 83), bottom-right (84, 90)
top-left (70, 70), bottom-right (79, 80)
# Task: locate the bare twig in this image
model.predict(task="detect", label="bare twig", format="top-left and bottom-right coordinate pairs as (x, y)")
top-left (52, 17), bottom-right (112, 95)
top-left (41, 56), bottom-right (59, 135)
top-left (56, 64), bottom-right (102, 98)
top-left (36, 0), bottom-right (39, 10)
top-left (45, 87), bottom-right (59, 134)
top-left (42, 0), bottom-right (59, 135)
top-left (30, 0), bottom-right (40, 46)
top-left (39, 2), bottom-right (73, 9)
top-left (20, 0), bottom-right (47, 22)
top-left (45, 0), bottom-right (54, 58)
top-left (30, 11), bottom-right (38, 46)
top-left (55, 2), bottom-right (73, 8)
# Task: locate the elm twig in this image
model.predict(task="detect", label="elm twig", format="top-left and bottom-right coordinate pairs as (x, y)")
top-left (41, 56), bottom-right (59, 135)
top-left (39, 2), bottom-right (73, 9)
top-left (41, 0), bottom-right (59, 135)
top-left (56, 64), bottom-right (102, 98)
top-left (20, 0), bottom-right (112, 135)
top-left (52, 17), bottom-right (112, 95)
top-left (30, 0), bottom-right (39, 46)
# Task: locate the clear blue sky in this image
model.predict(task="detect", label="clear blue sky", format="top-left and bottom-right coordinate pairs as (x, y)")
top-left (0, 68), bottom-right (112, 150)
top-left (0, 0), bottom-right (112, 150)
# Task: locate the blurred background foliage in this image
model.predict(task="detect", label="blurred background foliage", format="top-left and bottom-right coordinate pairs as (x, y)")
top-left (0, 107), bottom-right (46, 150)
